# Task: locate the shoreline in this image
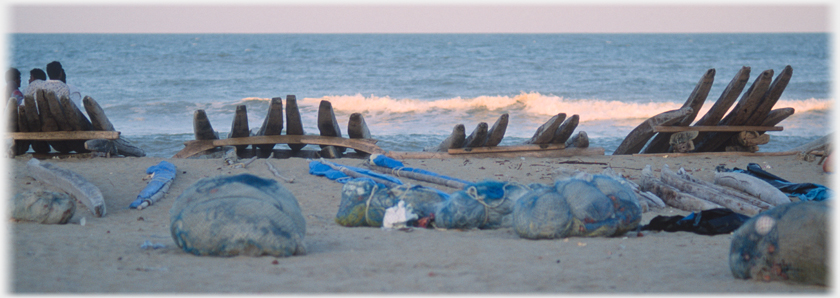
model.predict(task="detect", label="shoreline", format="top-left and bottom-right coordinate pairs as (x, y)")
top-left (6, 153), bottom-right (832, 293)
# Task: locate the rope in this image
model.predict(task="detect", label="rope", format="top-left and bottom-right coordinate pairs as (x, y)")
top-left (363, 183), bottom-right (380, 227)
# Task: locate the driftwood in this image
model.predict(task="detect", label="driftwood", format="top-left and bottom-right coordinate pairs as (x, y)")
top-left (747, 65), bottom-right (792, 126)
top-left (265, 160), bottom-right (295, 183)
top-left (640, 165), bottom-right (721, 211)
top-left (484, 113), bottom-right (508, 147)
top-left (391, 146), bottom-right (605, 159)
top-left (174, 135), bottom-right (385, 158)
top-left (659, 165), bottom-right (762, 216)
top-left (25, 158), bottom-right (106, 217)
top-left (565, 131), bottom-right (589, 148)
top-left (714, 172), bottom-right (790, 206)
top-left (600, 167), bottom-right (666, 209)
top-left (425, 124), bottom-right (465, 152)
top-left (255, 97), bottom-right (284, 154)
top-left (551, 114), bottom-right (579, 144)
top-left (674, 168), bottom-right (772, 210)
top-left (526, 113), bottom-right (565, 145)
top-left (642, 68), bottom-right (715, 154)
top-left (613, 107), bottom-right (692, 155)
top-left (83, 96), bottom-right (146, 157)
top-left (463, 122), bottom-right (488, 148)
top-left (36, 89), bottom-right (72, 153)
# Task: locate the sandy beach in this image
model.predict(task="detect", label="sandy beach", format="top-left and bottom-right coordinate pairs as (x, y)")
top-left (6, 152), bottom-right (831, 293)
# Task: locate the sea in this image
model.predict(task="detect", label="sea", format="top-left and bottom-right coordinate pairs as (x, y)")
top-left (8, 33), bottom-right (833, 157)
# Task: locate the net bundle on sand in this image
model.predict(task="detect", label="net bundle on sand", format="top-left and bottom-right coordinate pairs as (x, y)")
top-left (169, 174), bottom-right (306, 257)
top-left (433, 180), bottom-right (533, 230)
top-left (335, 178), bottom-right (447, 227)
top-left (729, 200), bottom-right (828, 285)
top-left (513, 174), bottom-right (643, 239)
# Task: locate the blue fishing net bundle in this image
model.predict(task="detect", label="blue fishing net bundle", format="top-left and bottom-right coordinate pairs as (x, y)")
top-left (335, 178), bottom-right (448, 227)
top-left (433, 180), bottom-right (533, 230)
top-left (513, 174), bottom-right (642, 239)
top-left (169, 174), bottom-right (307, 257)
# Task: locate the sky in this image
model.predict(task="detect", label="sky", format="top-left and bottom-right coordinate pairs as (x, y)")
top-left (2, 1), bottom-right (833, 34)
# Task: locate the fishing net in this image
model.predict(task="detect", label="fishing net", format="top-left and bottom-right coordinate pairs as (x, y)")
top-left (13, 189), bottom-right (76, 224)
top-left (335, 178), bottom-right (448, 227)
top-left (433, 180), bottom-right (532, 230)
top-left (169, 174), bottom-right (306, 257)
top-left (513, 174), bottom-right (642, 239)
top-left (729, 201), bottom-right (828, 285)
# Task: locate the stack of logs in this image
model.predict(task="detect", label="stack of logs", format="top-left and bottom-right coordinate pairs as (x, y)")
top-left (6, 91), bottom-right (144, 157)
top-left (614, 65), bottom-right (795, 155)
top-left (425, 112), bottom-right (590, 152)
top-left (639, 164), bottom-right (791, 216)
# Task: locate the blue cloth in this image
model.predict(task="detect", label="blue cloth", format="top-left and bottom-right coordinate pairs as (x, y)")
top-left (308, 160), bottom-right (404, 186)
top-left (130, 161), bottom-right (177, 208)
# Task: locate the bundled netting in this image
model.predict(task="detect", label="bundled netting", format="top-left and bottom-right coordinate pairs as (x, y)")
top-left (513, 175), bottom-right (642, 239)
top-left (433, 180), bottom-right (532, 230)
top-left (169, 174), bottom-right (306, 257)
top-left (336, 178), bottom-right (448, 227)
top-left (13, 189), bottom-right (76, 224)
top-left (729, 201), bottom-right (828, 285)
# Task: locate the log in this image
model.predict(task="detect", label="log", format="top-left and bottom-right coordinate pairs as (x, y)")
top-left (565, 131), bottom-right (589, 148)
top-left (348, 113), bottom-right (372, 139)
top-left (641, 68), bottom-right (715, 154)
top-left (424, 124), bottom-right (465, 152)
top-left (45, 91), bottom-right (72, 132)
top-left (674, 168), bottom-right (773, 210)
top-left (82, 96), bottom-right (116, 132)
top-left (551, 114), bottom-right (579, 144)
top-left (193, 109), bottom-right (219, 140)
top-left (463, 122), bottom-right (488, 148)
top-left (693, 66), bottom-right (751, 126)
top-left (639, 165), bottom-right (721, 211)
top-left (760, 108), bottom-right (795, 129)
top-left (10, 131), bottom-right (119, 140)
top-left (255, 97), bottom-right (284, 154)
top-left (25, 158), bottom-right (106, 217)
top-left (653, 125), bottom-right (782, 133)
top-left (84, 138), bottom-right (146, 157)
top-left (36, 90), bottom-right (71, 153)
top-left (228, 105), bottom-right (250, 154)
top-left (51, 93), bottom-right (89, 153)
top-left (59, 94), bottom-right (92, 131)
top-left (7, 98), bottom-right (28, 155)
top-left (285, 95), bottom-right (306, 152)
top-left (449, 143), bottom-right (565, 154)
top-left (317, 100), bottom-right (345, 153)
top-left (526, 113), bottom-right (565, 145)
top-left (612, 107), bottom-right (692, 155)
top-left (659, 165), bottom-right (763, 216)
top-left (484, 113), bottom-right (508, 147)
top-left (694, 69), bottom-right (774, 152)
top-left (22, 95), bottom-right (50, 154)
top-left (748, 65), bottom-right (792, 126)
top-left (714, 172), bottom-right (791, 206)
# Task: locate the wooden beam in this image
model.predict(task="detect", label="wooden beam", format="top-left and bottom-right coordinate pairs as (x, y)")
top-left (8, 131), bottom-right (120, 141)
top-left (652, 125), bottom-right (782, 133)
top-left (389, 147), bottom-right (604, 159)
top-left (173, 135), bottom-right (385, 158)
top-left (448, 143), bottom-right (566, 155)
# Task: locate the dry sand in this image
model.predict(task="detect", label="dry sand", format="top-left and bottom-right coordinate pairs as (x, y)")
top-left (4, 152), bottom-right (833, 293)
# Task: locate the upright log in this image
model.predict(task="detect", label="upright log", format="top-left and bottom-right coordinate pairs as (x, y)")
top-left (317, 100), bottom-right (344, 153)
top-left (347, 113), bottom-right (372, 139)
top-left (484, 113), bottom-right (508, 147)
top-left (35, 90), bottom-right (71, 153)
top-left (526, 113), bottom-right (566, 145)
top-left (551, 114), bottom-right (579, 144)
top-left (641, 68), bottom-right (715, 154)
top-left (228, 104), bottom-right (250, 154)
top-left (463, 122), bottom-right (488, 148)
top-left (285, 95), bottom-right (306, 152)
top-left (193, 109), bottom-right (219, 140)
top-left (691, 67), bottom-right (751, 150)
top-left (256, 97), bottom-right (284, 155)
top-left (565, 131), bottom-right (589, 148)
top-left (747, 65), bottom-right (792, 126)
top-left (425, 124), bottom-right (465, 152)
top-left (83, 96), bottom-right (145, 157)
top-left (22, 95), bottom-right (49, 154)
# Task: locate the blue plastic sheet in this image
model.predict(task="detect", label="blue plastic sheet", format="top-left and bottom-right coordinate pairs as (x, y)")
top-left (130, 161), bottom-right (177, 208)
top-left (370, 154), bottom-right (473, 186)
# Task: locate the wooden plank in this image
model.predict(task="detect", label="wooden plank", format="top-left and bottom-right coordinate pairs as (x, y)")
top-left (388, 147), bottom-right (605, 160)
top-left (9, 131), bottom-right (120, 141)
top-left (449, 143), bottom-right (566, 154)
top-left (653, 125), bottom-right (783, 133)
top-left (173, 135), bottom-right (384, 158)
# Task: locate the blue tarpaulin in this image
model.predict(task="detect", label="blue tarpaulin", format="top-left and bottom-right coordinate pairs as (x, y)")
top-left (130, 161), bottom-right (177, 208)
